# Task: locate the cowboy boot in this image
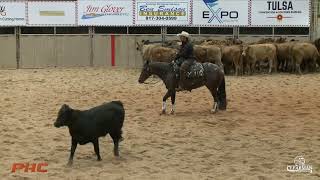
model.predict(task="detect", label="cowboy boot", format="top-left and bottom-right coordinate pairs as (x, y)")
top-left (175, 77), bottom-right (183, 91)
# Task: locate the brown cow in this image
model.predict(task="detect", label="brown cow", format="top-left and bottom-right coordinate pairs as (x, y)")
top-left (136, 40), bottom-right (224, 70)
top-left (314, 38), bottom-right (320, 52)
top-left (291, 42), bottom-right (319, 74)
top-left (194, 45), bottom-right (223, 69)
top-left (275, 41), bottom-right (297, 72)
top-left (242, 44), bottom-right (277, 74)
top-left (254, 37), bottom-right (286, 44)
top-left (221, 45), bottom-right (243, 76)
top-left (200, 38), bottom-right (243, 46)
top-left (136, 41), bottom-right (177, 62)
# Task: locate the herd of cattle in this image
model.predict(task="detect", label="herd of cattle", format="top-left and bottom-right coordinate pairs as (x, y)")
top-left (136, 37), bottom-right (320, 75)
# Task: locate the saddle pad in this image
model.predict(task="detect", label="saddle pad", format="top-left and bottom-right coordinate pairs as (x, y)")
top-left (187, 62), bottom-right (204, 78)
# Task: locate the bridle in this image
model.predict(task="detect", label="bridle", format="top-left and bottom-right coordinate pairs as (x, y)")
top-left (141, 66), bottom-right (161, 85)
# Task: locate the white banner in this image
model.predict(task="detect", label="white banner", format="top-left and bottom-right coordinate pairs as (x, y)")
top-left (251, 0), bottom-right (310, 26)
top-left (78, 0), bottom-right (133, 26)
top-left (135, 0), bottom-right (190, 26)
top-left (27, 2), bottom-right (76, 26)
top-left (0, 2), bottom-right (26, 26)
top-left (193, 0), bottom-right (249, 26)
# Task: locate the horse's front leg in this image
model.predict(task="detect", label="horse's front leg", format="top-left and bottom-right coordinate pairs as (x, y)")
top-left (170, 89), bottom-right (176, 115)
top-left (161, 90), bottom-right (172, 115)
top-left (208, 88), bottom-right (218, 114)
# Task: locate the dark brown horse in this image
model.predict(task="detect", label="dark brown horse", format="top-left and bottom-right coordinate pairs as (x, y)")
top-left (138, 60), bottom-right (227, 114)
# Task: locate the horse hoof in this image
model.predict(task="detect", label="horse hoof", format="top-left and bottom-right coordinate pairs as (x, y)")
top-left (66, 161), bottom-right (73, 167)
top-left (170, 111), bottom-right (175, 115)
top-left (211, 109), bottom-right (218, 114)
top-left (160, 110), bottom-right (166, 115)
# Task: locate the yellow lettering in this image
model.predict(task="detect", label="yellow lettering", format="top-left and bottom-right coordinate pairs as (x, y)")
top-left (139, 11), bottom-right (186, 16)
top-left (140, 12), bottom-right (148, 16)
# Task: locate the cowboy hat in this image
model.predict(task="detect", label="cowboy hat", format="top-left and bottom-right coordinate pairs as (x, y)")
top-left (177, 31), bottom-right (190, 38)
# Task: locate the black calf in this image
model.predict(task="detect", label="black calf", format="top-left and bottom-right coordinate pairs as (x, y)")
top-left (54, 101), bottom-right (125, 166)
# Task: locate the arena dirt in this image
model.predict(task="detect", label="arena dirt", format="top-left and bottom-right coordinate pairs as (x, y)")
top-left (0, 68), bottom-right (319, 179)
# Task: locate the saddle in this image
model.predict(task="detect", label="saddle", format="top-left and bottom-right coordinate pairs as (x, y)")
top-left (171, 61), bottom-right (205, 79)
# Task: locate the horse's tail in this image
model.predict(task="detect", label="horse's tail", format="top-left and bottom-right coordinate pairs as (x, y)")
top-left (217, 76), bottom-right (227, 110)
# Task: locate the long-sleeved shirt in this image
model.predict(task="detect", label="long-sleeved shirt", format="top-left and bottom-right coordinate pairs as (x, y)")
top-left (176, 41), bottom-right (194, 59)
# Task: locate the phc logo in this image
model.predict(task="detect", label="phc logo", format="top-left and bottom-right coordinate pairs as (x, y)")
top-left (11, 163), bottom-right (48, 173)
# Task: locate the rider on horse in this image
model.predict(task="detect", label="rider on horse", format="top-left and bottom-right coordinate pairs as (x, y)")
top-left (174, 31), bottom-right (195, 90)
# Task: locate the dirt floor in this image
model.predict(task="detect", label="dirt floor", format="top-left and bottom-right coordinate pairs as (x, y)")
top-left (0, 68), bottom-right (319, 180)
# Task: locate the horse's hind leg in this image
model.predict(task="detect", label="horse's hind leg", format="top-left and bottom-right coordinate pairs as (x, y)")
top-left (208, 87), bottom-right (218, 114)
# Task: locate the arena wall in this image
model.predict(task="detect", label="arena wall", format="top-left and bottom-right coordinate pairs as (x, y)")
top-left (0, 35), bottom-right (16, 69)
top-left (5, 34), bottom-right (163, 69)
top-left (20, 35), bottom-right (56, 68)
top-left (93, 35), bottom-right (112, 67)
top-left (0, 33), bottom-right (312, 69)
top-left (55, 35), bottom-right (91, 67)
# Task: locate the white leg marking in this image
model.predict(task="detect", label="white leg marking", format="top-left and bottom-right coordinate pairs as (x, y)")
top-left (162, 101), bottom-right (166, 111)
top-left (211, 102), bottom-right (218, 114)
top-left (170, 104), bottom-right (175, 114)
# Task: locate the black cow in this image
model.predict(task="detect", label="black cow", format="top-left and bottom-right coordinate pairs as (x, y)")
top-left (54, 101), bottom-right (125, 166)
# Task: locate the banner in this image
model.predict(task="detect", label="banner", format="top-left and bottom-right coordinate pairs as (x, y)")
top-left (27, 1), bottom-right (76, 26)
top-left (135, 0), bottom-right (190, 26)
top-left (193, 0), bottom-right (249, 26)
top-left (0, 0), bottom-right (312, 27)
top-left (250, 0), bottom-right (310, 26)
top-left (0, 2), bottom-right (26, 26)
top-left (78, 0), bottom-right (133, 26)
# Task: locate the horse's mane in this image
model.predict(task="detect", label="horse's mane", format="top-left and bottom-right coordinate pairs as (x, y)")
top-left (148, 62), bottom-right (174, 75)
top-left (149, 61), bottom-right (172, 70)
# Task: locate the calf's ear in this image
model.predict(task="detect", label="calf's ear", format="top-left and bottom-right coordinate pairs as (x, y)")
top-left (61, 104), bottom-right (71, 111)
